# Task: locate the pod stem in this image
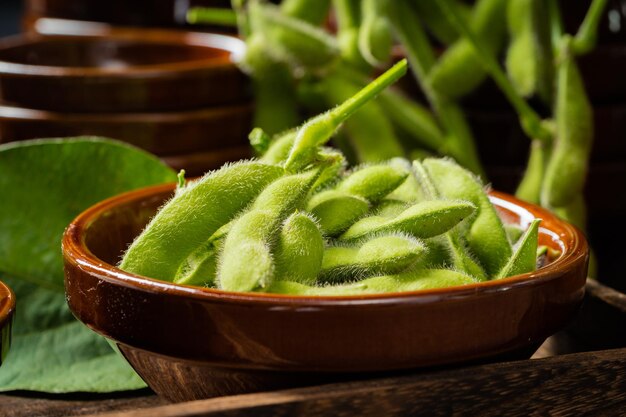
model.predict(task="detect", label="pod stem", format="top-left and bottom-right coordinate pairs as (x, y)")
top-left (572, 0), bottom-right (609, 56)
top-left (284, 59), bottom-right (407, 171)
top-left (436, 0), bottom-right (552, 144)
top-left (186, 7), bottom-right (238, 26)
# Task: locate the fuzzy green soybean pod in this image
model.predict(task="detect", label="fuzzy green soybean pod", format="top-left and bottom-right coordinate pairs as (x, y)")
top-left (496, 219), bottom-right (540, 278)
top-left (259, 130), bottom-right (297, 165)
top-left (273, 212), bottom-right (324, 285)
top-left (268, 268), bottom-right (476, 295)
top-left (307, 190), bottom-right (370, 236)
top-left (280, 0), bottom-right (331, 25)
top-left (411, 0), bottom-right (470, 45)
top-left (249, 1), bottom-right (339, 70)
top-left (422, 158), bottom-right (512, 277)
top-left (541, 40), bottom-right (593, 209)
top-left (358, 0), bottom-right (393, 67)
top-left (413, 160), bottom-right (488, 280)
top-left (428, 0), bottom-right (508, 99)
top-left (243, 35), bottom-right (299, 135)
top-left (217, 169), bottom-right (321, 292)
top-left (340, 200), bottom-right (476, 242)
top-left (505, 0), bottom-right (554, 101)
top-left (516, 139), bottom-right (549, 205)
top-left (120, 161), bottom-right (284, 280)
top-left (319, 234), bottom-right (426, 282)
top-left (284, 59), bottom-right (408, 172)
top-left (337, 163), bottom-right (409, 203)
top-left (333, 0), bottom-right (370, 71)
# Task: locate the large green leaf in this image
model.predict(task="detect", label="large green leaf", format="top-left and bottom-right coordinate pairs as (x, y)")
top-left (0, 137), bottom-right (177, 392)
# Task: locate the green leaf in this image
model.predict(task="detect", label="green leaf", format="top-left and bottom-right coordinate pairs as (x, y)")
top-left (0, 276), bottom-right (146, 392)
top-left (0, 137), bottom-right (176, 392)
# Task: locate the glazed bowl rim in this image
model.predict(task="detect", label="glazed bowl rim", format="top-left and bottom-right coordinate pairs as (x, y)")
top-left (0, 279), bottom-right (15, 329)
top-left (0, 30), bottom-right (245, 77)
top-left (62, 182), bottom-right (588, 306)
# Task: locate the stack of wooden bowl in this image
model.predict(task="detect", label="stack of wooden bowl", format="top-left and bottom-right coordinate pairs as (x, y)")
top-left (0, 27), bottom-right (253, 176)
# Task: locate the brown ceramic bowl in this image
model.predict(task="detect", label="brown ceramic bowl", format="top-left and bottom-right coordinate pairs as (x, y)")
top-left (0, 279), bottom-right (15, 366)
top-left (0, 30), bottom-right (249, 113)
top-left (0, 104), bottom-right (252, 157)
top-left (63, 185), bottom-right (588, 402)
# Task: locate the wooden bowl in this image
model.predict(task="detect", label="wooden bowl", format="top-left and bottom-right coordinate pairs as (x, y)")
top-left (62, 186), bottom-right (588, 402)
top-left (0, 103), bottom-right (252, 157)
top-left (0, 30), bottom-right (249, 112)
top-left (0, 279), bottom-right (15, 366)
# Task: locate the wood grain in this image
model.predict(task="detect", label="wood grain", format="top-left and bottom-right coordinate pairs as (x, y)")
top-left (0, 390), bottom-right (164, 417)
top-left (89, 348), bottom-right (626, 417)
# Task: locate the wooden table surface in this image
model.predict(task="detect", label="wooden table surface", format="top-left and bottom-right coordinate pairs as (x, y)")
top-left (3, 341), bottom-right (626, 417)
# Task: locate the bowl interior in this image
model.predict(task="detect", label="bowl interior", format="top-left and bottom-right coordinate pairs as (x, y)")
top-left (0, 37), bottom-right (230, 69)
top-left (83, 187), bottom-right (568, 286)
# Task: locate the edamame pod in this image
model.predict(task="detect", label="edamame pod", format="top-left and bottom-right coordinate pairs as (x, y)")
top-left (120, 161), bottom-right (284, 280)
top-left (358, 0), bottom-right (392, 67)
top-left (320, 234), bottom-right (426, 282)
top-left (542, 43), bottom-right (593, 208)
top-left (268, 269), bottom-right (476, 295)
top-left (333, 0), bottom-right (370, 71)
top-left (428, 0), bottom-right (508, 99)
top-left (516, 140), bottom-right (549, 205)
top-left (422, 158), bottom-right (512, 277)
top-left (340, 200), bottom-right (476, 241)
top-left (259, 130), bottom-right (297, 165)
top-left (274, 212), bottom-right (324, 285)
top-left (337, 164), bottom-right (409, 203)
top-left (249, 1), bottom-right (339, 69)
top-left (495, 219), bottom-right (540, 279)
top-left (505, 0), bottom-right (553, 101)
top-left (218, 169), bottom-right (321, 292)
top-left (280, 0), bottom-right (331, 25)
top-left (307, 190), bottom-right (370, 236)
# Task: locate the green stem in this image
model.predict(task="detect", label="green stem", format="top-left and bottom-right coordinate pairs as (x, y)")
top-left (572, 0), bottom-right (609, 55)
top-left (186, 7), bottom-right (238, 26)
top-left (437, 0), bottom-right (552, 144)
top-left (547, 0), bottom-right (564, 49)
top-left (284, 59), bottom-right (408, 171)
top-left (390, 1), bottom-right (484, 177)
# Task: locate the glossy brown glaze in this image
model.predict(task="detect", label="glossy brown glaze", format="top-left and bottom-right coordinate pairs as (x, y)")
top-left (0, 104), bottom-right (252, 157)
top-left (62, 185), bottom-right (588, 402)
top-left (0, 31), bottom-right (249, 113)
top-left (0, 280), bottom-right (15, 366)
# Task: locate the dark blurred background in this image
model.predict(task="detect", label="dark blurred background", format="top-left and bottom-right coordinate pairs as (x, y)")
top-left (0, 0), bottom-right (21, 36)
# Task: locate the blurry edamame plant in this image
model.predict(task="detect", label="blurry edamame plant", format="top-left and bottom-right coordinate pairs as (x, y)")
top-left (188, 0), bottom-right (606, 269)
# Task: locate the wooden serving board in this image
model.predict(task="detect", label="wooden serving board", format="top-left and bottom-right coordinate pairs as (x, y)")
top-left (2, 279), bottom-right (625, 417)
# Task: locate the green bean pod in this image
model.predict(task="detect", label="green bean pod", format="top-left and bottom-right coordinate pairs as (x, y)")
top-left (308, 190), bottom-right (370, 236)
top-left (333, 0), bottom-right (370, 71)
top-left (243, 36), bottom-right (299, 135)
top-left (120, 161), bottom-right (284, 280)
top-left (320, 234), bottom-right (426, 282)
top-left (274, 212), bottom-right (324, 285)
top-left (422, 158), bottom-right (512, 277)
top-left (337, 164), bottom-right (409, 203)
top-left (505, 0), bottom-right (554, 101)
top-left (411, 0), bottom-right (470, 45)
top-left (259, 130), bottom-right (297, 165)
top-left (217, 169), bottom-right (321, 292)
top-left (358, 0), bottom-right (393, 67)
top-left (495, 219), bottom-right (540, 279)
top-left (249, 1), bottom-right (339, 69)
top-left (340, 200), bottom-right (476, 242)
top-left (280, 0), bottom-right (331, 25)
top-left (516, 139), bottom-right (549, 205)
top-left (553, 193), bottom-right (587, 231)
top-left (541, 43), bottom-right (593, 209)
top-left (428, 0), bottom-right (508, 99)
top-left (267, 268), bottom-right (476, 295)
